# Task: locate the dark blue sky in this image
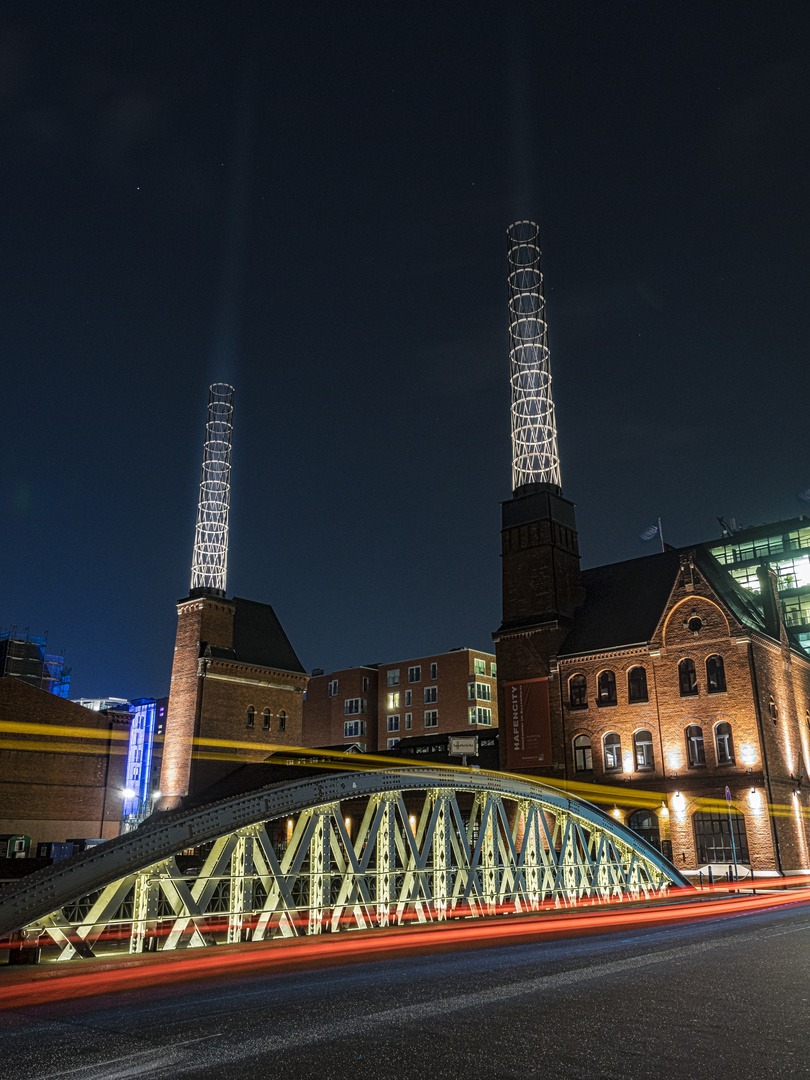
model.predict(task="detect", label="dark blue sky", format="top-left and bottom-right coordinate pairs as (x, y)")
top-left (2, 2), bottom-right (809, 699)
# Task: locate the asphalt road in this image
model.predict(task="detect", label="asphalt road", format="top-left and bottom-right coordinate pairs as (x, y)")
top-left (2, 900), bottom-right (810, 1080)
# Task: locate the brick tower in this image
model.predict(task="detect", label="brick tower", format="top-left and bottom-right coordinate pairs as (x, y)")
top-left (493, 222), bottom-right (582, 775)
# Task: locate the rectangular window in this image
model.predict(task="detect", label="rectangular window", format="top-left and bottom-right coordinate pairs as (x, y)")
top-left (327, 680), bottom-right (338, 697)
top-left (344, 698), bottom-right (367, 715)
top-left (474, 658), bottom-right (486, 676)
top-left (693, 811), bottom-right (750, 864)
top-left (387, 669), bottom-right (400, 687)
top-left (430, 662), bottom-right (438, 680)
top-left (467, 681), bottom-right (491, 701)
top-left (424, 686), bottom-right (438, 704)
top-left (405, 712), bottom-right (412, 729)
top-left (387, 738), bottom-right (400, 749)
top-left (468, 706), bottom-right (492, 726)
top-left (408, 666), bottom-right (421, 683)
top-left (404, 689), bottom-right (412, 706)
top-left (424, 710), bottom-right (438, 728)
top-left (387, 714), bottom-right (400, 732)
top-left (362, 676), bottom-right (369, 692)
top-left (387, 691), bottom-right (400, 709)
top-left (490, 661), bottom-right (497, 678)
top-left (344, 719), bottom-right (367, 738)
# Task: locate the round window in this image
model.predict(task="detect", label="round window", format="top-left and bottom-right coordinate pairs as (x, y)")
top-left (687, 616), bottom-right (703, 633)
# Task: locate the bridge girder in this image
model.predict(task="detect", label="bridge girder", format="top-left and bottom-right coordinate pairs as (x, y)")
top-left (0, 768), bottom-right (687, 961)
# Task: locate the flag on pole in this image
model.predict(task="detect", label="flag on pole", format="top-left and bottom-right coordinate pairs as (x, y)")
top-left (640, 524), bottom-right (659, 542)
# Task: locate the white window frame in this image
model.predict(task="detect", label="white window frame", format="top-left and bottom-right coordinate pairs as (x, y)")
top-left (344, 698), bottom-right (367, 716)
top-left (327, 680), bottom-right (338, 698)
top-left (424, 686), bottom-right (438, 704)
top-left (387, 738), bottom-right (400, 749)
top-left (469, 706), bottom-right (492, 726)
top-left (474, 658), bottom-right (486, 676)
top-left (387, 669), bottom-right (400, 687)
top-left (424, 710), bottom-right (438, 728)
top-left (405, 712), bottom-right (412, 729)
top-left (430, 662), bottom-right (438, 680)
top-left (387, 714), bottom-right (400, 733)
top-left (408, 666), bottom-right (421, 683)
top-left (387, 691), bottom-right (400, 710)
top-left (344, 719), bottom-right (367, 737)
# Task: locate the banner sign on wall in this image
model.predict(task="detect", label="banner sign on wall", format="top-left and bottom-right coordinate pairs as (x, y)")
top-left (504, 677), bottom-right (552, 769)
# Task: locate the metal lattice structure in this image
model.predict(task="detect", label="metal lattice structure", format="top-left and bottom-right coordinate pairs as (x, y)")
top-left (508, 221), bottom-right (561, 492)
top-left (190, 382), bottom-right (234, 595)
top-left (0, 769), bottom-right (686, 962)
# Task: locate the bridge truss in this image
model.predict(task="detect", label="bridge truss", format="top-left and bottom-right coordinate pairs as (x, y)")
top-left (0, 768), bottom-right (686, 962)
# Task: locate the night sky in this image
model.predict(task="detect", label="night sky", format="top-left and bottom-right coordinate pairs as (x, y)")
top-left (2, 3), bottom-right (809, 700)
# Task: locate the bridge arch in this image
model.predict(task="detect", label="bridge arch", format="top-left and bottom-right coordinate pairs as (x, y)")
top-left (0, 768), bottom-right (687, 961)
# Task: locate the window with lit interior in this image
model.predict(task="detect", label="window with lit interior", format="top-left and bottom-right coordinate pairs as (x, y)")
top-left (686, 725), bottom-right (705, 767)
top-left (574, 735), bottom-right (593, 771)
top-left (634, 729), bottom-right (654, 769)
top-left (715, 722), bottom-right (734, 764)
top-left (603, 732), bottom-right (622, 771)
top-left (694, 811), bottom-right (749, 864)
top-left (678, 658), bottom-right (698, 696)
top-left (706, 655), bottom-right (726, 694)
top-left (627, 666), bottom-right (648, 703)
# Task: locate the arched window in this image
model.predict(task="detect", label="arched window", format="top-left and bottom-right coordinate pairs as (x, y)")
top-left (597, 670), bottom-right (617, 706)
top-left (706, 655), bottom-right (726, 694)
top-left (634, 729), bottom-right (654, 769)
top-left (769, 696), bottom-right (778, 721)
top-left (246, 706), bottom-right (255, 729)
top-left (715, 722), bottom-right (734, 764)
top-left (573, 735), bottom-right (593, 771)
top-left (603, 732), bottom-right (622, 771)
top-left (627, 666), bottom-right (648, 703)
top-left (628, 809), bottom-right (661, 851)
top-left (569, 674), bottom-right (587, 709)
top-left (262, 709), bottom-right (271, 730)
top-left (278, 711), bottom-right (287, 733)
top-left (686, 725), bottom-right (705, 766)
top-left (678, 658), bottom-right (698, 696)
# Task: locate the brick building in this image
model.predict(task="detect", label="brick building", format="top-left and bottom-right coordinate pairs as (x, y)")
top-left (303, 648), bottom-right (499, 752)
top-left (158, 594), bottom-right (308, 807)
top-left (0, 677), bottom-right (130, 847)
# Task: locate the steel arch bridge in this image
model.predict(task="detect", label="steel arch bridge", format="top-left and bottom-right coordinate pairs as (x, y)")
top-left (0, 768), bottom-right (687, 962)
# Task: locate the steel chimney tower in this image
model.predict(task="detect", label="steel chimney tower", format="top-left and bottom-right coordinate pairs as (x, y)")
top-left (190, 383), bottom-right (235, 596)
top-left (507, 220), bottom-right (561, 493)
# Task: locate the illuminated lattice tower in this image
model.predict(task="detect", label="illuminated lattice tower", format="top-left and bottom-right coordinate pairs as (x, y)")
top-left (190, 383), bottom-right (235, 596)
top-left (507, 221), bottom-right (561, 493)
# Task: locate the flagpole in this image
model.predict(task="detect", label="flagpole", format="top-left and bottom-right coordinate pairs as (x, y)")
top-left (658, 517), bottom-right (664, 553)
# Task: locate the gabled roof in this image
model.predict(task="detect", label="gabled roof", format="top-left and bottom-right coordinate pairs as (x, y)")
top-left (229, 597), bottom-right (306, 675)
top-left (559, 550), bottom-right (682, 656)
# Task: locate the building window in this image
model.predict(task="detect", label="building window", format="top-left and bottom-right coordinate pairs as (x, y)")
top-left (574, 735), bottom-right (593, 771)
top-left (715, 722), bottom-right (735, 764)
top-left (686, 725), bottom-right (706, 767)
top-left (678, 658), bottom-right (698, 696)
top-left (387, 714), bottom-right (400, 732)
top-left (408, 666), bottom-right (421, 683)
top-left (424, 686), bottom-right (438, 704)
top-left (628, 809), bottom-right (661, 851)
top-left (246, 706), bottom-right (255, 729)
top-left (569, 674), bottom-right (587, 709)
top-left (405, 712), bottom-right (412, 729)
top-left (402, 689), bottom-right (411, 706)
top-left (706, 655), bottom-right (726, 694)
top-left (278, 711), bottom-right (286, 733)
top-left (387, 691), bottom-right (400, 710)
top-left (769, 695), bottom-right (778, 721)
top-left (469, 706), bottom-right (492, 726)
top-left (387, 669), bottom-right (400, 687)
top-left (634, 729), bottom-right (654, 770)
top-left (387, 738), bottom-right (400, 749)
top-left (490, 661), bottom-right (497, 678)
top-left (262, 709), bottom-right (271, 730)
top-left (474, 658), bottom-right (486, 676)
top-left (362, 676), bottom-right (369, 692)
top-left (344, 698), bottom-right (367, 715)
top-left (344, 719), bottom-right (367, 738)
top-left (430, 662), bottom-right (438, 680)
top-left (597, 670), bottom-right (617, 706)
top-left (603, 732), bottom-right (622, 771)
top-left (327, 680), bottom-right (338, 698)
top-left (627, 666), bottom-right (648, 703)
top-left (693, 811), bottom-right (750, 864)
top-left (468, 681), bottom-right (491, 701)
top-left (424, 710), bottom-right (438, 728)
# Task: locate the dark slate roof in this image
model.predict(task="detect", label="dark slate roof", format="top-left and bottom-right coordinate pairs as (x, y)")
top-left (559, 550), bottom-right (682, 656)
top-left (229, 596), bottom-right (306, 674)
